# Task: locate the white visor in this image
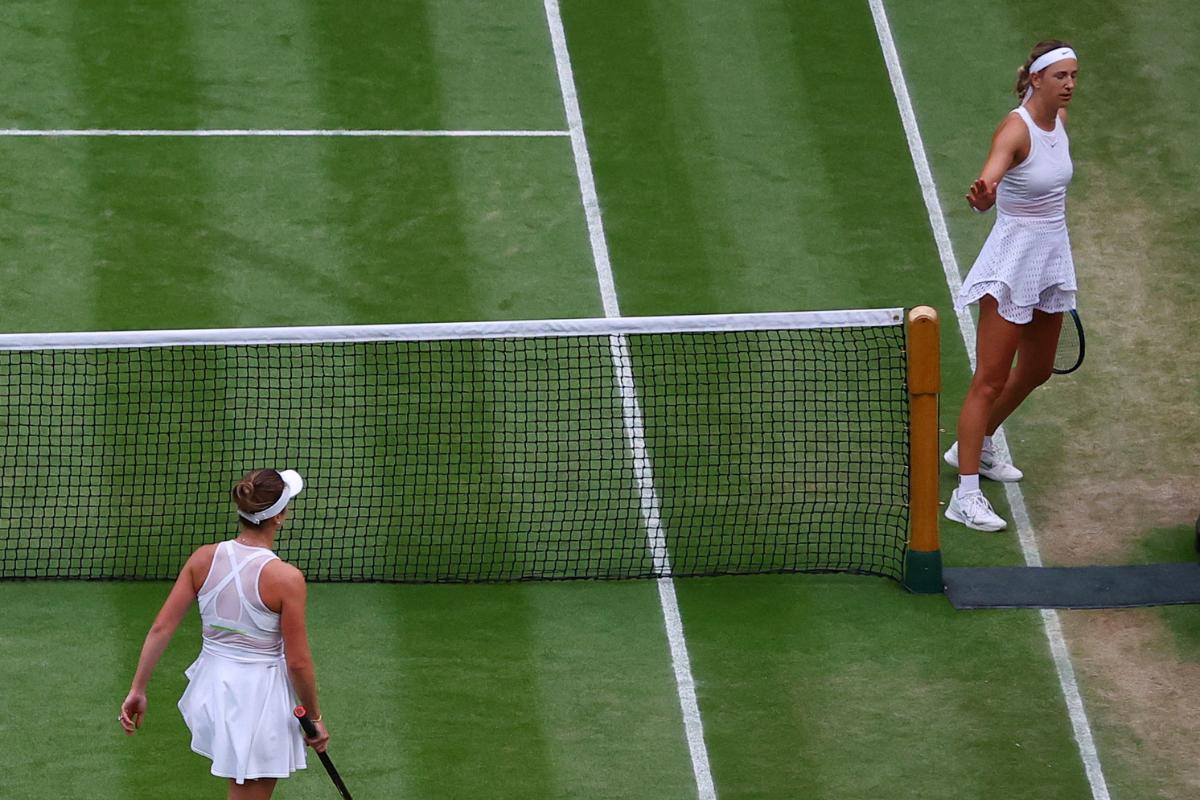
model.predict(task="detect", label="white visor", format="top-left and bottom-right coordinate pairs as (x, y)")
top-left (238, 469), bottom-right (304, 524)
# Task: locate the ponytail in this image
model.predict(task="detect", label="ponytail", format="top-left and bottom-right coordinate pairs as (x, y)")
top-left (1014, 39), bottom-right (1073, 100)
top-left (1013, 64), bottom-right (1032, 100)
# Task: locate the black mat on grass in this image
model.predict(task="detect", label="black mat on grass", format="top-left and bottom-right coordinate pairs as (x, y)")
top-left (944, 563), bottom-right (1200, 609)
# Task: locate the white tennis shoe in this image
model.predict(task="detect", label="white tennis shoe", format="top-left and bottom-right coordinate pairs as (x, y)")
top-left (945, 489), bottom-right (1008, 532)
top-left (943, 441), bottom-right (1024, 482)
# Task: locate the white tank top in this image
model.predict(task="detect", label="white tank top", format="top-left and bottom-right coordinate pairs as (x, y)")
top-left (996, 105), bottom-right (1073, 223)
top-left (197, 540), bottom-right (284, 660)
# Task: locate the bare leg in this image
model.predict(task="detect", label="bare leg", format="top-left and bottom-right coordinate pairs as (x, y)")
top-left (957, 296), bottom-right (1023, 476)
top-left (984, 309), bottom-right (1064, 434)
top-left (229, 778), bottom-right (277, 800)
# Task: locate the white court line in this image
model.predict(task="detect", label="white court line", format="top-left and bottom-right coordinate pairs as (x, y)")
top-left (0, 128), bottom-right (569, 138)
top-left (868, 3), bottom-right (1111, 799)
top-left (543, 1), bottom-right (717, 798)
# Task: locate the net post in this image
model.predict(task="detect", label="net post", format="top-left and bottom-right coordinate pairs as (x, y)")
top-left (904, 306), bottom-right (943, 594)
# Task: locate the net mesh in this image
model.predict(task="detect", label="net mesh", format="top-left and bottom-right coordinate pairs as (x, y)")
top-left (0, 314), bottom-right (909, 582)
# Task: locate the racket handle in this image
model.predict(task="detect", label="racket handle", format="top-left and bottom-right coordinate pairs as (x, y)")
top-left (294, 706), bottom-right (319, 738)
top-left (294, 707), bottom-right (353, 799)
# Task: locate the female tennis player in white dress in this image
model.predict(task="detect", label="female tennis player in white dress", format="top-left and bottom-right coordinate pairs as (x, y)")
top-left (119, 469), bottom-right (330, 799)
top-left (944, 41), bottom-right (1079, 532)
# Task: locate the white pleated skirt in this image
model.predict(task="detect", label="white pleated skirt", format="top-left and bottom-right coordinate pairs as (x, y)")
top-left (177, 646), bottom-right (307, 784)
top-left (956, 213), bottom-right (1077, 324)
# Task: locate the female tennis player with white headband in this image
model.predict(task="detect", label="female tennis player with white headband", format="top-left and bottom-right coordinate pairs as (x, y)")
top-left (944, 41), bottom-right (1079, 531)
top-left (119, 469), bottom-right (330, 799)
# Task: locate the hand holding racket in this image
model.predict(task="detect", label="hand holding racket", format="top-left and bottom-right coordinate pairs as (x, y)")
top-left (1052, 309), bottom-right (1085, 375)
top-left (295, 707), bottom-right (352, 799)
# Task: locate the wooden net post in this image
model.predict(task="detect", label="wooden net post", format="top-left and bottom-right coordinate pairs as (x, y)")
top-left (904, 306), bottom-right (943, 593)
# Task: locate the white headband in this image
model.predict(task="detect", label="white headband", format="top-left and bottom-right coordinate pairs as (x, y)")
top-left (238, 469), bottom-right (305, 524)
top-left (1023, 48), bottom-right (1077, 100)
top-left (1029, 47), bottom-right (1077, 75)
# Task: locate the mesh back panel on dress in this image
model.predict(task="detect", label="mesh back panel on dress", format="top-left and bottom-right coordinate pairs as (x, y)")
top-left (200, 541), bottom-right (282, 655)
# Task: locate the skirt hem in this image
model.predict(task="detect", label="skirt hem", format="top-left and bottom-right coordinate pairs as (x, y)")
top-left (956, 278), bottom-right (1076, 324)
top-left (190, 745), bottom-right (303, 784)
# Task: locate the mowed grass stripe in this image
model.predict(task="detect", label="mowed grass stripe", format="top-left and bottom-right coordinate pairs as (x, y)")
top-left (67, 1), bottom-right (205, 130)
top-left (0, 584), bottom-right (220, 796)
top-left (303, 583), bottom-right (702, 798)
top-left (562, 0), bottom-right (946, 317)
top-left (300, 0), bottom-right (565, 132)
top-left (0, 139), bottom-right (98, 326)
top-left (341, 584), bottom-right (560, 798)
top-left (301, 585), bottom-right (414, 796)
top-left (305, 0), bottom-right (462, 220)
top-left (68, 2), bottom-right (233, 332)
top-left (186, 0), bottom-right (323, 130)
top-left (295, 2), bottom-right (632, 585)
top-left (547, 5), bottom-right (721, 797)
top-left (50, 137), bottom-right (604, 329)
top-left (306, 1), bottom-right (599, 325)
top-left (0, 585), bottom-right (130, 797)
top-left (0, 0), bottom-right (76, 129)
top-left (676, 576), bottom-right (1094, 800)
top-left (420, 0), bottom-right (570, 132)
top-left (555, 1), bottom-right (726, 316)
top-left (64, 1), bottom-right (228, 583)
top-left (0, 2), bottom-right (96, 333)
top-left (183, 0), bottom-right (356, 328)
top-left (283, 3), bottom-right (674, 794)
top-left (0, 1), bottom-right (565, 132)
top-left (523, 582), bottom-right (700, 799)
top-left (4, 0), bottom-right (599, 331)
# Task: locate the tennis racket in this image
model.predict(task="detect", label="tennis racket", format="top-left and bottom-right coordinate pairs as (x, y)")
top-left (295, 707), bottom-right (353, 799)
top-left (1052, 309), bottom-right (1085, 375)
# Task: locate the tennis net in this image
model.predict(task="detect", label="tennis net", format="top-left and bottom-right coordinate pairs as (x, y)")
top-left (0, 309), bottom-right (910, 582)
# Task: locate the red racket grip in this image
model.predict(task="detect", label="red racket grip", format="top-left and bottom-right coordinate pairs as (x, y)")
top-left (294, 705), bottom-right (319, 738)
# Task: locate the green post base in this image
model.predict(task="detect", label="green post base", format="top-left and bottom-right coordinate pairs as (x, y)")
top-left (903, 549), bottom-right (944, 594)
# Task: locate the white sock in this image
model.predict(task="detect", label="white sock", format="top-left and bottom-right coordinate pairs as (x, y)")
top-left (982, 435), bottom-right (994, 452)
top-left (959, 474), bottom-right (981, 495)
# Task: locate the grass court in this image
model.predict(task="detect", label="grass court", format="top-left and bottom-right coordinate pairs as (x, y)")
top-left (0, 1), bottom-right (1197, 798)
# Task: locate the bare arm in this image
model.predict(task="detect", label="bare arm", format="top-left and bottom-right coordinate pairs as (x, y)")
top-left (119, 549), bottom-right (206, 734)
top-left (966, 113), bottom-right (1029, 212)
top-left (273, 562), bottom-right (330, 752)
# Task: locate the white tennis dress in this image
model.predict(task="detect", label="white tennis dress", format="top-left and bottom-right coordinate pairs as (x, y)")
top-left (178, 540), bottom-right (306, 783)
top-left (957, 105), bottom-right (1077, 323)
